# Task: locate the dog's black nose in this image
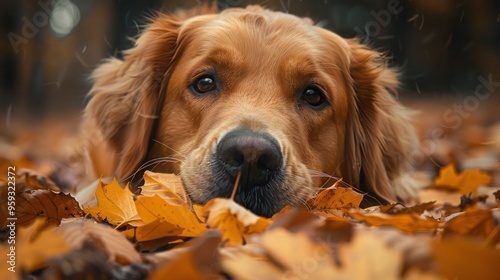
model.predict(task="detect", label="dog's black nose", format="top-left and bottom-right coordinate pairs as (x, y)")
top-left (217, 128), bottom-right (282, 189)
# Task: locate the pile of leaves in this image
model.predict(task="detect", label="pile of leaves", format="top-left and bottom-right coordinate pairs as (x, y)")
top-left (1, 160), bottom-right (499, 279)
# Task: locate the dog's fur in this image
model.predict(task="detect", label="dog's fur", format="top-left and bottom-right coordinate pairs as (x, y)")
top-left (83, 5), bottom-right (418, 217)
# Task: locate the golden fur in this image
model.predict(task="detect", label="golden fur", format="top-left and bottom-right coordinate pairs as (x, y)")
top-left (83, 5), bottom-right (418, 216)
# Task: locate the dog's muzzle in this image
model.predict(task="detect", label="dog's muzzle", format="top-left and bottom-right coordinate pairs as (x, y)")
top-left (210, 128), bottom-right (286, 217)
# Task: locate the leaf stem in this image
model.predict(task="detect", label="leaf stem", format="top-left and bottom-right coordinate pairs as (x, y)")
top-left (230, 172), bottom-right (241, 200)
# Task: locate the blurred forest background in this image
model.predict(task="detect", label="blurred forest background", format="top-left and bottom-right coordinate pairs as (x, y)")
top-left (0, 0), bottom-right (499, 179)
top-left (1, 0), bottom-right (499, 117)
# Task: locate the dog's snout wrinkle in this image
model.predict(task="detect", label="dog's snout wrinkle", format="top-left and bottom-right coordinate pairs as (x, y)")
top-left (217, 128), bottom-right (282, 190)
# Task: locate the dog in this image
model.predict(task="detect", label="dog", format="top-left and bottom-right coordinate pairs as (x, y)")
top-left (82, 5), bottom-right (418, 217)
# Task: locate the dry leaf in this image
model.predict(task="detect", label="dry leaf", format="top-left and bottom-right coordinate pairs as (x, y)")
top-left (126, 194), bottom-right (206, 242)
top-left (17, 168), bottom-right (61, 191)
top-left (12, 218), bottom-right (70, 272)
top-left (83, 178), bottom-right (141, 227)
top-left (434, 164), bottom-right (492, 194)
top-left (306, 181), bottom-right (364, 210)
top-left (348, 210), bottom-right (441, 233)
top-left (148, 231), bottom-right (223, 280)
top-left (393, 201), bottom-right (436, 215)
top-left (57, 219), bottom-right (141, 265)
top-left (443, 207), bottom-right (499, 242)
top-left (433, 236), bottom-right (500, 280)
top-left (204, 198), bottom-right (271, 246)
top-left (0, 189), bottom-right (84, 229)
top-left (139, 171), bottom-right (191, 207)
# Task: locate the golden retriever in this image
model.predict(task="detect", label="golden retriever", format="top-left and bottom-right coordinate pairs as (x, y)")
top-left (83, 5), bottom-right (418, 217)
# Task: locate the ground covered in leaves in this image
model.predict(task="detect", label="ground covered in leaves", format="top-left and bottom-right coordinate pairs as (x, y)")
top-left (1, 100), bottom-right (500, 280)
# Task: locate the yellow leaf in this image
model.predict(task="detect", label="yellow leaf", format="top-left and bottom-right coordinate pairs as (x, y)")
top-left (140, 171), bottom-right (191, 207)
top-left (434, 164), bottom-right (492, 194)
top-left (204, 198), bottom-right (271, 246)
top-left (83, 178), bottom-right (141, 228)
top-left (131, 195), bottom-right (206, 242)
top-left (348, 210), bottom-right (441, 233)
top-left (306, 180), bottom-right (364, 210)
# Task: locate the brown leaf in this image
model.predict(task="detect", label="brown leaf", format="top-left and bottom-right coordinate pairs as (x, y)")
top-left (57, 219), bottom-right (142, 265)
top-left (306, 180), bottom-right (363, 210)
top-left (17, 168), bottom-right (61, 191)
top-left (434, 164), bottom-right (492, 194)
top-left (204, 198), bottom-right (271, 246)
top-left (83, 178), bottom-right (141, 228)
top-left (433, 236), bottom-right (500, 280)
top-left (493, 190), bottom-right (500, 202)
top-left (0, 189), bottom-right (84, 229)
top-left (443, 207), bottom-right (499, 242)
top-left (393, 201), bottom-right (436, 215)
top-left (348, 210), bottom-right (441, 233)
top-left (148, 231), bottom-right (223, 280)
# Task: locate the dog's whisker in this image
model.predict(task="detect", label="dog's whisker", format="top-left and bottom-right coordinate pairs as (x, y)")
top-left (152, 139), bottom-right (186, 159)
top-left (125, 156), bottom-right (180, 182)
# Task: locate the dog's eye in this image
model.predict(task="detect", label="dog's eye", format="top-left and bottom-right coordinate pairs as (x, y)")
top-left (192, 75), bottom-right (217, 94)
top-left (302, 87), bottom-right (326, 108)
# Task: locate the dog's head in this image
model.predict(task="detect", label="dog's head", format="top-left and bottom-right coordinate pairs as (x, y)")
top-left (84, 5), bottom-right (417, 217)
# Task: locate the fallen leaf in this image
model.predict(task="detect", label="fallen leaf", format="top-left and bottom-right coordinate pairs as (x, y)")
top-left (393, 201), bottom-right (436, 215)
top-left (126, 194), bottom-right (206, 242)
top-left (13, 218), bottom-right (70, 272)
top-left (348, 210), bottom-right (441, 233)
top-left (139, 171), bottom-right (191, 207)
top-left (443, 207), bottom-right (499, 242)
top-left (148, 231), bottom-right (222, 280)
top-left (306, 180), bottom-right (364, 210)
top-left (0, 189), bottom-right (84, 229)
top-left (434, 164), bottom-right (492, 194)
top-left (57, 219), bottom-right (141, 265)
top-left (17, 168), bottom-right (61, 191)
top-left (433, 236), bottom-right (500, 280)
top-left (83, 178), bottom-right (141, 228)
top-left (204, 198), bottom-right (271, 246)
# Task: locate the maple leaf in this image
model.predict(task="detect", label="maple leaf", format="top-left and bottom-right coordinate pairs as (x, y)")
top-left (348, 210), bottom-right (441, 233)
top-left (83, 178), bottom-right (141, 228)
top-left (204, 198), bottom-right (271, 246)
top-left (125, 194), bottom-right (206, 242)
top-left (434, 164), bottom-right (492, 194)
top-left (305, 180), bottom-right (364, 210)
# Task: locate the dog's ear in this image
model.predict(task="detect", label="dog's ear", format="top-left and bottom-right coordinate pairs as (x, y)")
top-left (83, 5), bottom-right (217, 182)
top-left (342, 39), bottom-right (418, 204)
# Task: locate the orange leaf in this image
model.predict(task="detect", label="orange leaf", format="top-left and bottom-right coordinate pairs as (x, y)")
top-left (348, 210), bottom-right (441, 233)
top-left (83, 178), bottom-right (141, 228)
top-left (148, 231), bottom-right (222, 280)
top-left (306, 180), bottom-right (364, 210)
top-left (434, 164), bottom-right (492, 194)
top-left (433, 237), bottom-right (500, 280)
top-left (443, 207), bottom-right (499, 242)
top-left (204, 198), bottom-right (271, 246)
top-left (8, 218), bottom-right (70, 273)
top-left (127, 194), bottom-right (206, 242)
